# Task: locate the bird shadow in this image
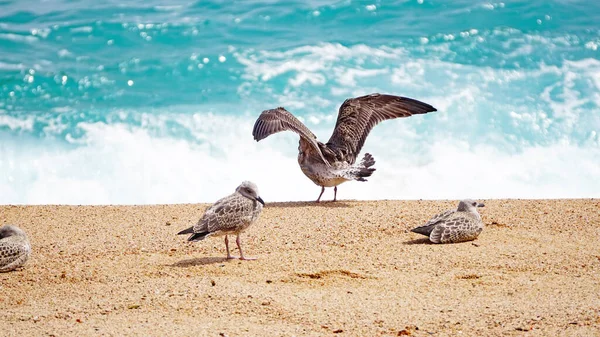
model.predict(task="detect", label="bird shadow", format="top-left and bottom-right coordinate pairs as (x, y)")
top-left (402, 238), bottom-right (434, 245)
top-left (168, 256), bottom-right (229, 267)
top-left (267, 201), bottom-right (352, 208)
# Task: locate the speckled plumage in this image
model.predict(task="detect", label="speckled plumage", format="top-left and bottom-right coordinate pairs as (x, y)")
top-left (411, 200), bottom-right (485, 244)
top-left (177, 181), bottom-right (264, 260)
top-left (0, 225), bottom-right (31, 272)
top-left (252, 93), bottom-right (436, 202)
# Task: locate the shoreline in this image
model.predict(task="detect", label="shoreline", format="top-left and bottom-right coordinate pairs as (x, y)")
top-left (1, 196), bottom-right (597, 207)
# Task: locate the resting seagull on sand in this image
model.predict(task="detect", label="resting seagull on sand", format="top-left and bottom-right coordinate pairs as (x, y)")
top-left (0, 225), bottom-right (31, 272)
top-left (411, 199), bottom-right (485, 244)
top-left (252, 93), bottom-right (436, 202)
top-left (177, 181), bottom-right (264, 260)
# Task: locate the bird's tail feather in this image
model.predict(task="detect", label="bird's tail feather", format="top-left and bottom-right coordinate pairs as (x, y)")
top-left (187, 232), bottom-right (210, 242)
top-left (178, 226), bottom-right (210, 242)
top-left (360, 153), bottom-right (375, 169)
top-left (411, 224), bottom-right (436, 237)
top-left (177, 227), bottom-right (194, 235)
top-left (355, 153), bottom-right (376, 181)
top-left (340, 153), bottom-right (376, 182)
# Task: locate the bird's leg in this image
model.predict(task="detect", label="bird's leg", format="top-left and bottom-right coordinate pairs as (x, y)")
top-left (333, 186), bottom-right (337, 202)
top-left (224, 235), bottom-right (237, 259)
top-left (236, 234), bottom-right (256, 261)
top-left (316, 186), bottom-right (325, 203)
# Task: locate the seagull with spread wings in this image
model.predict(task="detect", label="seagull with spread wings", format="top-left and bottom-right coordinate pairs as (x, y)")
top-left (252, 93), bottom-right (437, 202)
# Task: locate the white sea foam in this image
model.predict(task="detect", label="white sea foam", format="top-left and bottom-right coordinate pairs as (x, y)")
top-left (0, 33), bottom-right (38, 43)
top-left (334, 68), bottom-right (388, 87)
top-left (235, 43), bottom-right (404, 87)
top-left (0, 62), bottom-right (25, 71)
top-left (154, 5), bottom-right (184, 11)
top-left (0, 115), bottom-right (35, 131)
top-left (70, 26), bottom-right (93, 33)
top-left (0, 112), bottom-right (598, 205)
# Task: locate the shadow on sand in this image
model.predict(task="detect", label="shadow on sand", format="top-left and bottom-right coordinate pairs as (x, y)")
top-left (267, 201), bottom-right (353, 208)
top-left (169, 256), bottom-right (230, 267)
top-left (402, 238), bottom-right (433, 245)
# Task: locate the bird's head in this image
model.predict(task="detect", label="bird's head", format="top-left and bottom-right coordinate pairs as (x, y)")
top-left (0, 225), bottom-right (27, 239)
top-left (457, 199), bottom-right (485, 213)
top-left (236, 181), bottom-right (265, 205)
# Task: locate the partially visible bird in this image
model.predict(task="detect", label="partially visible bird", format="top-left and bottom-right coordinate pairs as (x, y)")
top-left (0, 225), bottom-right (31, 272)
top-left (411, 200), bottom-right (485, 244)
top-left (252, 93), bottom-right (436, 202)
top-left (177, 181), bottom-right (264, 260)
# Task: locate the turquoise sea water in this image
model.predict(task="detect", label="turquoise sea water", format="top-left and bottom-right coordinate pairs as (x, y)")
top-left (1, 0), bottom-right (599, 204)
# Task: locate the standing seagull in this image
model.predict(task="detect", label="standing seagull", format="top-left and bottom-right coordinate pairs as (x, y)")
top-left (177, 181), bottom-right (264, 260)
top-left (0, 225), bottom-right (31, 272)
top-left (252, 93), bottom-right (436, 202)
top-left (411, 199), bottom-right (485, 244)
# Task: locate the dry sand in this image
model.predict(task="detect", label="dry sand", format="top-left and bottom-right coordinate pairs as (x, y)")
top-left (1, 199), bottom-right (599, 336)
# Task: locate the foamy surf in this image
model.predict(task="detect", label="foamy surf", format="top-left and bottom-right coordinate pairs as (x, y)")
top-left (1, 112), bottom-right (598, 205)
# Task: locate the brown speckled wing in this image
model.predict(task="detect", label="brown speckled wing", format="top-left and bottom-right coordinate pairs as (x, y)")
top-left (411, 209), bottom-right (455, 237)
top-left (430, 212), bottom-right (481, 244)
top-left (252, 107), bottom-right (329, 165)
top-left (0, 241), bottom-right (20, 259)
top-left (194, 193), bottom-right (262, 234)
top-left (0, 239), bottom-right (30, 272)
top-left (326, 93), bottom-right (436, 164)
top-left (423, 209), bottom-right (455, 227)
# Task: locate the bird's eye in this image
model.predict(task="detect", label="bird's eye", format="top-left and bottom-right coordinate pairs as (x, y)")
top-left (472, 202), bottom-right (477, 206)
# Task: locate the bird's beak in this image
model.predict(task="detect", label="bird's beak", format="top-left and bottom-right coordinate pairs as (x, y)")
top-left (255, 196), bottom-right (265, 205)
top-left (477, 203), bottom-right (485, 207)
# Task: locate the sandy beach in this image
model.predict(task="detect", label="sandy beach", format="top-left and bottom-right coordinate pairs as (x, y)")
top-left (1, 199), bottom-right (599, 336)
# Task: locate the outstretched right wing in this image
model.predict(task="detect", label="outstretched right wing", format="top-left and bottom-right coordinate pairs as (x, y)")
top-left (252, 107), bottom-right (329, 165)
top-left (326, 93), bottom-right (436, 164)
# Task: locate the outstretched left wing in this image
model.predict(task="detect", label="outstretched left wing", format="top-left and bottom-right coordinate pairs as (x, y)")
top-left (252, 107), bottom-right (330, 166)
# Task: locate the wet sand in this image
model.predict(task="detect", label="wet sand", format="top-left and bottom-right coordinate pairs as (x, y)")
top-left (1, 199), bottom-right (599, 336)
